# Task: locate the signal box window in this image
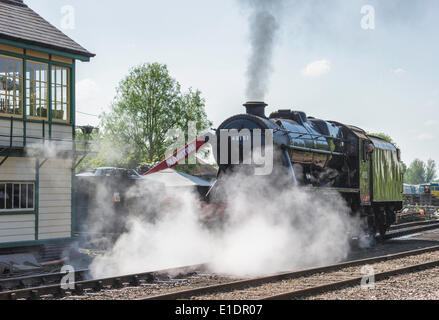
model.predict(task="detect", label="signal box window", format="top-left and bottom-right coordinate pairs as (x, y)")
top-left (26, 61), bottom-right (49, 119)
top-left (0, 55), bottom-right (22, 116)
top-left (51, 65), bottom-right (70, 122)
top-left (0, 182), bottom-right (35, 212)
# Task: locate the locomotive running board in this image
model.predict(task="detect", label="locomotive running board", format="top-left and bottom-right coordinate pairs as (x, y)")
top-left (304, 186), bottom-right (360, 194)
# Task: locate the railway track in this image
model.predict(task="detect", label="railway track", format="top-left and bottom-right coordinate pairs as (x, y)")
top-left (262, 259), bottom-right (439, 300)
top-left (0, 269), bottom-right (90, 292)
top-left (142, 245), bottom-right (439, 300)
top-left (389, 219), bottom-right (439, 231)
top-left (385, 221), bottom-right (439, 239)
top-left (0, 264), bottom-right (207, 300)
top-left (2, 221), bottom-right (439, 301)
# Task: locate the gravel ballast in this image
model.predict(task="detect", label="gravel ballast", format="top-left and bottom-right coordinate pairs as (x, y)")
top-left (307, 266), bottom-right (439, 300)
top-left (42, 274), bottom-right (239, 301)
top-left (40, 247), bottom-right (439, 300)
top-left (191, 251), bottom-right (439, 300)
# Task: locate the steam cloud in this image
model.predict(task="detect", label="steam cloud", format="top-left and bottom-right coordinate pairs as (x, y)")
top-left (243, 0), bottom-right (284, 101)
top-left (89, 169), bottom-right (360, 279)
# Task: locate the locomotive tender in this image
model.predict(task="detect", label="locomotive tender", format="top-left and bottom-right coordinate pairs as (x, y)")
top-left (211, 102), bottom-right (403, 237)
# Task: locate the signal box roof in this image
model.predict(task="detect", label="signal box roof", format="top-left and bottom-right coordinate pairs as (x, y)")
top-left (0, 0), bottom-right (94, 59)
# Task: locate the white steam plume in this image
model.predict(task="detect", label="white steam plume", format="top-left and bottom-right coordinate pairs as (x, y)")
top-left (89, 168), bottom-right (360, 279)
top-left (242, 0), bottom-right (284, 101)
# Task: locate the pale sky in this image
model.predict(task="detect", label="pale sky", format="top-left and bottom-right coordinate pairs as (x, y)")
top-left (26, 0), bottom-right (439, 169)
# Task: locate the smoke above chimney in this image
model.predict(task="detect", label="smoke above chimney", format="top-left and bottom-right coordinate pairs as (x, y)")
top-left (242, 0), bottom-right (284, 101)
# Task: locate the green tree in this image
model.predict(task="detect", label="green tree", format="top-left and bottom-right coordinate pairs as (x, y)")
top-left (405, 158), bottom-right (438, 184)
top-left (426, 159), bottom-right (438, 183)
top-left (401, 161), bottom-right (408, 177)
top-left (75, 129), bottom-right (132, 172)
top-left (99, 63), bottom-right (211, 168)
top-left (405, 159), bottom-right (426, 185)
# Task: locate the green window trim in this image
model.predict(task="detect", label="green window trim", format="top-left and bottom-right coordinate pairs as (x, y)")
top-left (0, 238), bottom-right (74, 249)
top-left (0, 38), bottom-right (90, 62)
top-left (0, 49), bottom-right (74, 67)
top-left (0, 115), bottom-right (74, 126)
top-left (0, 211), bottom-right (36, 216)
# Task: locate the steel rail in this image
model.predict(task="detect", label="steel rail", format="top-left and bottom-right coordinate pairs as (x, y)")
top-left (385, 222), bottom-right (439, 240)
top-left (0, 264), bottom-right (207, 300)
top-left (262, 259), bottom-right (439, 300)
top-left (389, 220), bottom-right (439, 232)
top-left (142, 245), bottom-right (439, 301)
top-left (0, 269), bottom-right (90, 292)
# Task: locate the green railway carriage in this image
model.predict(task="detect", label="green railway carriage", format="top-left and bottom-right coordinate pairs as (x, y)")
top-left (0, 0), bottom-right (94, 251)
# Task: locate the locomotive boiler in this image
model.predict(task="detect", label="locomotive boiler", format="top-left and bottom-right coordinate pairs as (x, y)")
top-left (210, 101), bottom-right (404, 238)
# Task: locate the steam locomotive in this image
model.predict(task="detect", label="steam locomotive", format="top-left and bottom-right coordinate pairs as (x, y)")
top-left (209, 102), bottom-right (404, 238)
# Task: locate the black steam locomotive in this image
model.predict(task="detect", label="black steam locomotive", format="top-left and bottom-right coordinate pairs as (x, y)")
top-left (210, 102), bottom-right (403, 238)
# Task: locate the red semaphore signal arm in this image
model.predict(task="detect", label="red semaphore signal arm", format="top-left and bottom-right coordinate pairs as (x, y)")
top-left (143, 137), bottom-right (209, 176)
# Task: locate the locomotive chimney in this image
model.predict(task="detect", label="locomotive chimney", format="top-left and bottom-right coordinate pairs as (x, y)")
top-left (244, 101), bottom-right (268, 118)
